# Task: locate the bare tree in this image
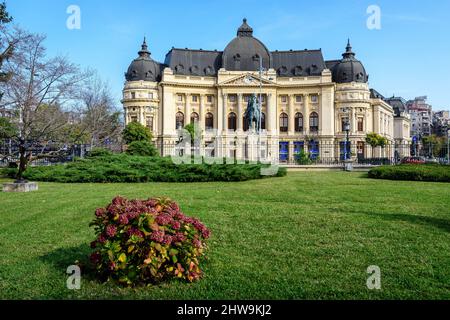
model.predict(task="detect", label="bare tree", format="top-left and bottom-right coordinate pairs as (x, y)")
top-left (0, 31), bottom-right (91, 181)
top-left (75, 75), bottom-right (123, 149)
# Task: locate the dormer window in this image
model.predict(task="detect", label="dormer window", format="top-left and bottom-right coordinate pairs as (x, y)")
top-left (234, 54), bottom-right (241, 62)
top-left (204, 66), bottom-right (213, 76)
top-left (175, 64), bottom-right (184, 73)
top-left (278, 66), bottom-right (288, 76)
top-left (190, 65), bottom-right (199, 75)
top-left (294, 66), bottom-right (303, 76)
top-left (253, 54), bottom-right (260, 61)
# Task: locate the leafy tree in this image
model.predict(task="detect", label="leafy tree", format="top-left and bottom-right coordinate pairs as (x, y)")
top-left (366, 133), bottom-right (388, 158)
top-left (0, 116), bottom-right (16, 138)
top-left (123, 122), bottom-right (153, 144)
top-left (183, 123), bottom-right (202, 143)
top-left (126, 140), bottom-right (158, 157)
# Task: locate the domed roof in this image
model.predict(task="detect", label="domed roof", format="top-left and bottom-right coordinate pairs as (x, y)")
top-left (332, 40), bottom-right (368, 84)
top-left (125, 38), bottom-right (163, 82)
top-left (222, 19), bottom-right (272, 71)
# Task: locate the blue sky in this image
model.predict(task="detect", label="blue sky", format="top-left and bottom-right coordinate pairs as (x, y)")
top-left (7, 0), bottom-right (450, 110)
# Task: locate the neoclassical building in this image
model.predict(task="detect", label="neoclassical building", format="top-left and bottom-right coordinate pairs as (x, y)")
top-left (122, 19), bottom-right (409, 162)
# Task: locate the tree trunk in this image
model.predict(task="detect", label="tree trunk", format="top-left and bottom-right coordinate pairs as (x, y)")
top-left (16, 139), bottom-right (28, 183)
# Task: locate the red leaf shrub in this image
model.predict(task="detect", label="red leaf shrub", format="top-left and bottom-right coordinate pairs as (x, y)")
top-left (89, 196), bottom-right (211, 285)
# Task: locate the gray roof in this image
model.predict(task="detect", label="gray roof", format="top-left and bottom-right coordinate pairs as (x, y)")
top-left (222, 19), bottom-right (272, 72)
top-left (370, 89), bottom-right (385, 99)
top-left (125, 21), bottom-right (368, 83)
top-left (325, 60), bottom-right (340, 71)
top-left (384, 96), bottom-right (407, 116)
top-left (330, 40), bottom-right (368, 84)
top-left (125, 39), bottom-right (164, 82)
top-left (164, 49), bottom-right (222, 76)
top-left (272, 50), bottom-right (326, 77)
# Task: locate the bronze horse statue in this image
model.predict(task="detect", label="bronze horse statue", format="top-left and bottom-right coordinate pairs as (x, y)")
top-left (244, 94), bottom-right (261, 132)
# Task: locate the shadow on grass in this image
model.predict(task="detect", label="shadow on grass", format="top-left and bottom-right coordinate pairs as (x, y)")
top-left (361, 212), bottom-right (450, 233)
top-left (39, 244), bottom-right (99, 282)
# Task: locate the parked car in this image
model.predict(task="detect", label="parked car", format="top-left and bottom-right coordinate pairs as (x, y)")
top-left (425, 157), bottom-right (439, 164)
top-left (401, 156), bottom-right (426, 165)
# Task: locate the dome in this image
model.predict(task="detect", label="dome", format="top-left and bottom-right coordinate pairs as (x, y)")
top-left (332, 40), bottom-right (368, 84)
top-left (125, 38), bottom-right (162, 82)
top-left (222, 19), bottom-right (272, 71)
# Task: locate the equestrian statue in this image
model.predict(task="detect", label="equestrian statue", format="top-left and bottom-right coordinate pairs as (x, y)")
top-left (244, 94), bottom-right (262, 133)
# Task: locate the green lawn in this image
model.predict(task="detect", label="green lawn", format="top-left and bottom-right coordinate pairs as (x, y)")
top-left (0, 172), bottom-right (449, 300)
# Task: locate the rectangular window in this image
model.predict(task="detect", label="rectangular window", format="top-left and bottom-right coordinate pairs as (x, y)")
top-left (311, 95), bottom-right (318, 103)
top-left (358, 118), bottom-right (364, 132)
top-left (192, 95), bottom-right (198, 103)
top-left (295, 95), bottom-right (303, 103)
top-left (244, 95), bottom-right (250, 102)
top-left (148, 92), bottom-right (153, 99)
top-left (229, 95), bottom-right (236, 103)
top-left (146, 116), bottom-right (154, 131)
top-left (130, 115), bottom-right (138, 123)
top-left (207, 95), bottom-right (213, 103)
top-left (131, 92), bottom-right (136, 99)
top-left (177, 94), bottom-right (183, 102)
top-left (281, 96), bottom-right (287, 104)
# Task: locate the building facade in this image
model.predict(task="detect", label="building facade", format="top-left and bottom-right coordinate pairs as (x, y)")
top-left (122, 19), bottom-right (405, 162)
top-left (406, 96), bottom-right (433, 138)
top-left (432, 110), bottom-right (449, 137)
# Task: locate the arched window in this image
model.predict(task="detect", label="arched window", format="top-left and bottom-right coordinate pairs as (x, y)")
top-left (295, 113), bottom-right (304, 132)
top-left (261, 113), bottom-right (266, 130)
top-left (190, 112), bottom-right (199, 124)
top-left (205, 113), bottom-right (214, 130)
top-left (228, 112), bottom-right (237, 131)
top-left (310, 112), bottom-right (319, 132)
top-left (280, 113), bottom-right (288, 133)
top-left (176, 112), bottom-right (185, 129)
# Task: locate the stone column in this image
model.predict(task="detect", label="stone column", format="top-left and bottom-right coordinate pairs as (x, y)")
top-left (139, 106), bottom-right (145, 125)
top-left (267, 93), bottom-right (276, 135)
top-left (288, 94), bottom-right (295, 135)
top-left (303, 94), bottom-right (310, 135)
top-left (217, 93), bottom-right (223, 133)
top-left (222, 93), bottom-right (228, 134)
top-left (351, 107), bottom-right (356, 134)
top-left (237, 93), bottom-right (243, 132)
top-left (185, 93), bottom-right (191, 125)
top-left (199, 94), bottom-right (205, 131)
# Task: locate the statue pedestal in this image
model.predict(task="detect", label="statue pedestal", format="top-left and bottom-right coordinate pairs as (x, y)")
top-left (343, 160), bottom-right (354, 172)
top-left (2, 182), bottom-right (39, 193)
top-left (246, 132), bottom-right (260, 162)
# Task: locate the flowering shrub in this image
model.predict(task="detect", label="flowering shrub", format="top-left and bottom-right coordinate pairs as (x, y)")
top-left (89, 196), bottom-right (211, 285)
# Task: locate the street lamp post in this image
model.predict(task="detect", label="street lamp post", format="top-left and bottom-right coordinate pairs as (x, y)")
top-left (447, 129), bottom-right (450, 165)
top-left (344, 121), bottom-right (350, 161)
top-left (343, 119), bottom-right (353, 172)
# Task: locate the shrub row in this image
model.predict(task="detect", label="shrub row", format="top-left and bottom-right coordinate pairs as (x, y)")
top-left (5, 154), bottom-right (286, 183)
top-left (368, 164), bottom-right (450, 183)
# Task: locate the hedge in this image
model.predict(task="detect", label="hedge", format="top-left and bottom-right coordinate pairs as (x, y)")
top-left (4, 154), bottom-right (286, 183)
top-left (368, 164), bottom-right (450, 183)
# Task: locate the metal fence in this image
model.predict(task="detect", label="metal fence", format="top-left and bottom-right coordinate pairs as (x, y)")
top-left (153, 140), bottom-right (450, 167)
top-left (0, 140), bottom-right (91, 167)
top-left (2, 138), bottom-right (449, 168)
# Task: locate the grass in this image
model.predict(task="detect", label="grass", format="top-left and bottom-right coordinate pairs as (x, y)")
top-left (0, 172), bottom-right (449, 300)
